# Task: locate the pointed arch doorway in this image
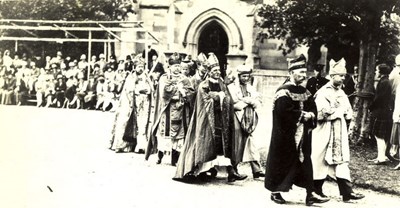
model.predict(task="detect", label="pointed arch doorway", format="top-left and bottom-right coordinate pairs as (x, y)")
top-left (198, 21), bottom-right (229, 77)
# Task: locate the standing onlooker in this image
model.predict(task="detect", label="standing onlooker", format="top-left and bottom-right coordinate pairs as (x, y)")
top-left (96, 53), bottom-right (107, 74)
top-left (306, 64), bottom-right (329, 96)
top-left (227, 64), bottom-right (265, 179)
top-left (142, 44), bottom-right (158, 70)
top-left (124, 55), bottom-right (134, 72)
top-left (78, 54), bottom-right (89, 80)
top-left (311, 58), bottom-right (364, 202)
top-left (264, 54), bottom-right (328, 206)
top-left (389, 54), bottom-right (400, 98)
top-left (388, 54), bottom-right (400, 163)
top-left (2, 50), bottom-right (13, 70)
top-left (107, 55), bottom-right (118, 71)
top-left (369, 64), bottom-right (393, 164)
top-left (145, 53), bottom-right (194, 166)
top-left (89, 55), bottom-right (97, 73)
top-left (390, 75), bottom-right (400, 170)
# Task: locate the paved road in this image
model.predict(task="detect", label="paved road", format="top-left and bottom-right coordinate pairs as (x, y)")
top-left (0, 106), bottom-right (399, 208)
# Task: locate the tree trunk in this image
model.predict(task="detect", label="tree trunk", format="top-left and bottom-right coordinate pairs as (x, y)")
top-left (348, 37), bottom-right (378, 143)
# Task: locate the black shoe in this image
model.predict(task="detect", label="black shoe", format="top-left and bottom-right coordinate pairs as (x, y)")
top-left (156, 159), bottom-right (161, 164)
top-left (253, 171), bottom-right (265, 179)
top-left (198, 172), bottom-right (212, 182)
top-left (137, 149), bottom-right (145, 154)
top-left (227, 173), bottom-right (247, 182)
top-left (306, 192), bottom-right (330, 206)
top-left (316, 192), bottom-right (328, 198)
top-left (208, 168), bottom-right (218, 178)
top-left (270, 193), bottom-right (286, 204)
top-left (343, 192), bottom-right (365, 202)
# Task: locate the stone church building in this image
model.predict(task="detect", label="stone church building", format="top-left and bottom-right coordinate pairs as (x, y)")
top-left (118, 0), bottom-right (311, 72)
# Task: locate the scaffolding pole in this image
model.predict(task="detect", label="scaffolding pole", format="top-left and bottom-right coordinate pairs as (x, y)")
top-left (88, 31), bottom-right (92, 79)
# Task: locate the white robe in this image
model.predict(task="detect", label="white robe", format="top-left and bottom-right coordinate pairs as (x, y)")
top-left (228, 81), bottom-right (261, 162)
top-left (311, 83), bottom-right (353, 181)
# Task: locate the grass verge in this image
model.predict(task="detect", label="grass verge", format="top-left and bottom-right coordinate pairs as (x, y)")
top-left (350, 144), bottom-right (400, 196)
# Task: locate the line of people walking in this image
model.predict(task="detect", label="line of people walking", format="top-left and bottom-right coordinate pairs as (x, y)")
top-left (108, 50), bottom-right (374, 206)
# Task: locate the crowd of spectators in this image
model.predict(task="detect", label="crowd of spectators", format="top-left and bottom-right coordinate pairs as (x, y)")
top-left (0, 50), bottom-right (146, 111)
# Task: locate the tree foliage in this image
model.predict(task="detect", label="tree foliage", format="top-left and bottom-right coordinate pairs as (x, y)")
top-left (0, 0), bottom-right (136, 21)
top-left (257, 0), bottom-right (400, 143)
top-left (257, 0), bottom-right (400, 64)
top-left (0, 0), bottom-right (136, 58)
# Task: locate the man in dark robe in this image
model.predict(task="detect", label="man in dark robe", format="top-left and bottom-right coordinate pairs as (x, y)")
top-left (264, 54), bottom-right (329, 206)
top-left (173, 53), bottom-right (247, 183)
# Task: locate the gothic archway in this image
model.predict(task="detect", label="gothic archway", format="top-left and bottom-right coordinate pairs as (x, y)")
top-left (183, 8), bottom-right (243, 58)
top-left (198, 21), bottom-right (229, 75)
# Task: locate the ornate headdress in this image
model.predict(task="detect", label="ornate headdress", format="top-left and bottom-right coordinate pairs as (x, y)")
top-left (329, 58), bottom-right (347, 75)
top-left (207, 52), bottom-right (219, 70)
top-left (288, 54), bottom-right (307, 71)
top-left (168, 52), bottom-right (181, 65)
top-left (134, 54), bottom-right (145, 67)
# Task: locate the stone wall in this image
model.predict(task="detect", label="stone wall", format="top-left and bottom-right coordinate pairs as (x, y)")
top-left (250, 69), bottom-right (289, 160)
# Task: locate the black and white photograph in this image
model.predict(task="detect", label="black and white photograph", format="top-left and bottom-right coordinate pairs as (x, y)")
top-left (0, 0), bottom-right (400, 207)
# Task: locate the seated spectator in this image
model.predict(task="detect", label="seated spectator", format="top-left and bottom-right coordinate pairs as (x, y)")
top-left (53, 74), bottom-right (67, 108)
top-left (84, 75), bottom-right (97, 110)
top-left (64, 75), bottom-right (78, 108)
top-left (1, 72), bottom-right (16, 105)
top-left (92, 63), bottom-right (102, 78)
top-left (104, 66), bottom-right (115, 81)
top-left (0, 70), bottom-right (5, 102)
top-left (14, 72), bottom-right (29, 105)
top-left (28, 61), bottom-right (41, 94)
top-left (75, 73), bottom-right (88, 109)
top-left (95, 75), bottom-right (106, 110)
top-left (43, 75), bottom-right (55, 107)
top-left (95, 75), bottom-right (116, 111)
top-left (35, 75), bottom-right (46, 107)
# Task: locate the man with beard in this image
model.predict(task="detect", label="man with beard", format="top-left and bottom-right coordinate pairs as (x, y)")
top-left (311, 58), bottom-right (364, 202)
top-left (265, 54), bottom-right (329, 206)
